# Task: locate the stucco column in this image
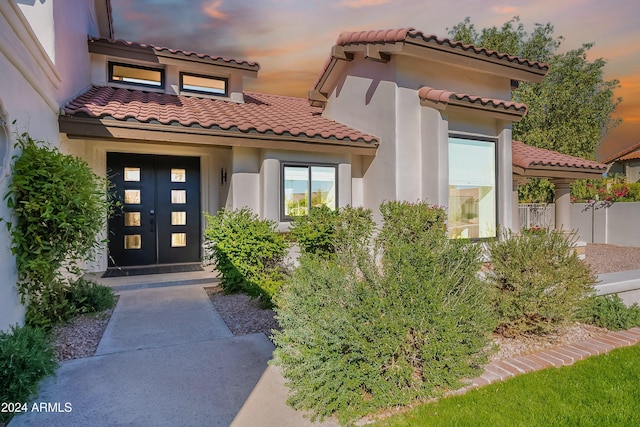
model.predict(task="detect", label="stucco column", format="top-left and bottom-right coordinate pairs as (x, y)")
top-left (511, 178), bottom-right (522, 232)
top-left (553, 180), bottom-right (572, 233)
top-left (262, 157), bottom-right (280, 222)
top-left (338, 162), bottom-right (352, 208)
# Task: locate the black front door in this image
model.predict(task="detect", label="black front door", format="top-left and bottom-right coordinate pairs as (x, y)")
top-left (107, 153), bottom-right (201, 267)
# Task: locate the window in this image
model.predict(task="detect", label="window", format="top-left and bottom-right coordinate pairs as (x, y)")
top-left (448, 136), bottom-right (496, 239)
top-left (109, 62), bottom-right (164, 88)
top-left (180, 72), bottom-right (227, 96)
top-left (282, 164), bottom-right (337, 218)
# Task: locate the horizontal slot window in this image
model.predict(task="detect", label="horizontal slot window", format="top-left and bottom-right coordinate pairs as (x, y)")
top-left (109, 62), bottom-right (164, 88)
top-left (180, 72), bottom-right (227, 96)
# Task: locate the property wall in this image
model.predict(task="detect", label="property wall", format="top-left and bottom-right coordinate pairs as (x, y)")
top-left (571, 202), bottom-right (640, 247)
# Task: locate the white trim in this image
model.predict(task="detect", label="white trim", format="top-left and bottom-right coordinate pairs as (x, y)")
top-left (0, 1), bottom-right (61, 112)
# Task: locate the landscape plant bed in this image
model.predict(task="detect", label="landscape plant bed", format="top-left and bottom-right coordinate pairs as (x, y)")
top-left (51, 296), bottom-right (118, 362)
top-left (205, 286), bottom-right (280, 338)
top-left (372, 343), bottom-right (640, 427)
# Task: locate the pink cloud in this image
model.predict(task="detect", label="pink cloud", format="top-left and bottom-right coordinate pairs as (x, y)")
top-left (203, 0), bottom-right (228, 20)
top-left (492, 6), bottom-right (518, 14)
top-left (340, 0), bottom-right (390, 8)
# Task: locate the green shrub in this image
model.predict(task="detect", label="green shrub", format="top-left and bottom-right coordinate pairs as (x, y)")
top-left (204, 208), bottom-right (288, 305)
top-left (272, 201), bottom-right (495, 424)
top-left (289, 205), bottom-right (339, 258)
top-left (628, 182), bottom-right (640, 199)
top-left (24, 280), bottom-right (78, 330)
top-left (518, 178), bottom-right (555, 203)
top-left (23, 279), bottom-right (115, 330)
top-left (578, 294), bottom-right (640, 330)
top-left (68, 278), bottom-right (115, 313)
top-left (3, 132), bottom-right (110, 328)
top-left (0, 325), bottom-right (57, 423)
top-left (487, 229), bottom-right (596, 337)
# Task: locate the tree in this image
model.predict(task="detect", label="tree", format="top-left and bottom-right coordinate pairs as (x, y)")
top-left (448, 16), bottom-right (621, 160)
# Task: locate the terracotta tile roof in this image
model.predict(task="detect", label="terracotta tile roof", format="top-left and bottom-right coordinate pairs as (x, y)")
top-left (418, 86), bottom-right (527, 115)
top-left (620, 151), bottom-right (640, 161)
top-left (602, 141), bottom-right (640, 163)
top-left (311, 27), bottom-right (549, 105)
top-left (62, 86), bottom-right (378, 145)
top-left (512, 140), bottom-right (607, 171)
top-left (336, 28), bottom-right (549, 72)
top-left (88, 37), bottom-right (259, 70)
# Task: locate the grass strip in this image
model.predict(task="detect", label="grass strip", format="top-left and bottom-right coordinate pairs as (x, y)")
top-left (375, 344), bottom-right (640, 427)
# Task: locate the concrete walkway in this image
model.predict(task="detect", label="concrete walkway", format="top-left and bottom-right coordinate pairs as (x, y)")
top-left (9, 275), bottom-right (338, 427)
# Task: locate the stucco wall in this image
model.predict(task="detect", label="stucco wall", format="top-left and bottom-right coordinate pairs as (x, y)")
top-left (572, 202), bottom-right (640, 247)
top-left (322, 57), bottom-right (398, 217)
top-left (226, 148), bottom-right (351, 231)
top-left (0, 1), bottom-right (66, 330)
top-left (321, 52), bottom-right (516, 230)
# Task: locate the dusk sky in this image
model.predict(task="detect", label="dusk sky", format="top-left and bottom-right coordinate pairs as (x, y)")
top-left (110, 0), bottom-right (640, 161)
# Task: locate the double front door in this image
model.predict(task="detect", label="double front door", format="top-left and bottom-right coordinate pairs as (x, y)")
top-left (107, 153), bottom-right (201, 267)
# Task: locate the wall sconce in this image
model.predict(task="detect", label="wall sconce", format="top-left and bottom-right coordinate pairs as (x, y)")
top-left (220, 168), bottom-right (227, 185)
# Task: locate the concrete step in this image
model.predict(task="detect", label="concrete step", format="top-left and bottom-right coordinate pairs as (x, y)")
top-left (84, 269), bottom-right (220, 292)
top-left (595, 269), bottom-right (640, 307)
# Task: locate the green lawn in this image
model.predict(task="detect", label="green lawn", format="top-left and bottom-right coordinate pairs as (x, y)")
top-left (374, 344), bottom-right (640, 427)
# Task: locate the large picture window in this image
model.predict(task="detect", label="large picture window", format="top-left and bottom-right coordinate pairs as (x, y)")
top-left (448, 136), bottom-right (496, 239)
top-left (282, 164), bottom-right (336, 218)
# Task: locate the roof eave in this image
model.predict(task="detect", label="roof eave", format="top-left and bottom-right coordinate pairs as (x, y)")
top-left (513, 164), bottom-right (607, 180)
top-left (88, 38), bottom-right (260, 76)
top-left (311, 40), bottom-right (547, 105)
top-left (420, 98), bottom-right (527, 122)
top-left (58, 115), bottom-right (379, 156)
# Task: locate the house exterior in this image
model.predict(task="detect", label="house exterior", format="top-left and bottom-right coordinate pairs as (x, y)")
top-left (603, 141), bottom-right (640, 183)
top-left (0, 1), bottom-right (606, 331)
top-left (0, 0), bottom-right (112, 330)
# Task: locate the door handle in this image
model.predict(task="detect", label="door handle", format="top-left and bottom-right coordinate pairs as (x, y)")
top-left (150, 210), bottom-right (155, 232)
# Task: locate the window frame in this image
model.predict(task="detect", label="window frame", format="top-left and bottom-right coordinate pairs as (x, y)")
top-left (280, 162), bottom-right (338, 221)
top-left (179, 72), bottom-right (228, 97)
top-left (108, 61), bottom-right (165, 89)
top-left (447, 133), bottom-right (498, 241)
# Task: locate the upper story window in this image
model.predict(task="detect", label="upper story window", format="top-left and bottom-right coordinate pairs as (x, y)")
top-left (282, 164), bottom-right (337, 219)
top-left (180, 72), bottom-right (227, 96)
top-left (109, 62), bottom-right (164, 88)
top-left (448, 135), bottom-right (496, 240)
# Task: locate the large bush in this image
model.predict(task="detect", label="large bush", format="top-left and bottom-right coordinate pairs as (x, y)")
top-left (288, 205), bottom-right (339, 258)
top-left (487, 229), bottom-right (596, 336)
top-left (204, 208), bottom-right (288, 305)
top-left (0, 325), bottom-right (57, 423)
top-left (4, 133), bottom-right (111, 329)
top-left (272, 201), bottom-right (495, 424)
